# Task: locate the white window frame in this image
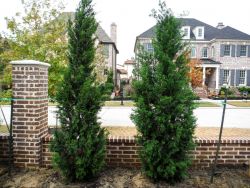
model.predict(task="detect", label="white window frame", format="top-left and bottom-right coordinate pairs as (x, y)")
top-left (182, 26), bottom-right (190, 39)
top-left (224, 45), bottom-right (231, 56)
top-left (239, 70), bottom-right (246, 85)
top-left (191, 47), bottom-right (196, 58)
top-left (202, 47), bottom-right (208, 58)
top-left (223, 70), bottom-right (230, 85)
top-left (240, 45), bottom-right (247, 57)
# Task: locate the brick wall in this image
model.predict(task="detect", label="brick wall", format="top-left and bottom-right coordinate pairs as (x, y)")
top-left (192, 137), bottom-right (250, 168)
top-left (0, 134), bottom-right (9, 164)
top-left (10, 60), bottom-right (50, 168)
top-left (40, 134), bottom-right (250, 169)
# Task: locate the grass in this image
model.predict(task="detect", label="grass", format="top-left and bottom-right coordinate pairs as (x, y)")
top-left (196, 101), bottom-right (220, 107)
top-left (104, 101), bottom-right (135, 107)
top-left (0, 125), bottom-right (8, 133)
top-left (227, 101), bottom-right (250, 107)
top-left (2, 100), bottom-right (219, 107)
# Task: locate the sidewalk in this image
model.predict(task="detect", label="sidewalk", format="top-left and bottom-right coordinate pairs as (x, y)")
top-left (200, 98), bottom-right (239, 108)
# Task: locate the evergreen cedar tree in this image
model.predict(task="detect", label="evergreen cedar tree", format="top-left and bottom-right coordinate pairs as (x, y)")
top-left (131, 2), bottom-right (196, 183)
top-left (50, 0), bottom-right (107, 182)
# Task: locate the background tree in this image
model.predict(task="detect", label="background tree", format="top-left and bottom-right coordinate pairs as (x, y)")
top-left (50, 0), bottom-right (107, 182)
top-left (132, 2), bottom-right (196, 183)
top-left (188, 58), bottom-right (203, 88)
top-left (1, 0), bottom-right (67, 99)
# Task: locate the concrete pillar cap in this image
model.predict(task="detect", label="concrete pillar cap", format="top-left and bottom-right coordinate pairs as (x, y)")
top-left (10, 60), bottom-right (50, 67)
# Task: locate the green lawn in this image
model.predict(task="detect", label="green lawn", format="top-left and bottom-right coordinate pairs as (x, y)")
top-left (196, 101), bottom-right (220, 107)
top-left (0, 125), bottom-right (8, 133)
top-left (227, 101), bottom-right (250, 107)
top-left (104, 101), bottom-right (135, 107)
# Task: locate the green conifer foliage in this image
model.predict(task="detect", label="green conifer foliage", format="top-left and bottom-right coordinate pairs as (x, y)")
top-left (132, 2), bottom-right (196, 183)
top-left (50, 0), bottom-right (107, 182)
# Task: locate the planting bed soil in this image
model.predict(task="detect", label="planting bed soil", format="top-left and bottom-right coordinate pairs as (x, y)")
top-left (0, 166), bottom-right (250, 188)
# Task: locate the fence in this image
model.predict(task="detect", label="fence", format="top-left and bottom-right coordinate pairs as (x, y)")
top-left (0, 59), bottom-right (250, 169)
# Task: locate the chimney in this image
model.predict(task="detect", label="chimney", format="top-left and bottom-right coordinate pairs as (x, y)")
top-left (110, 22), bottom-right (117, 44)
top-left (216, 22), bottom-right (225, 29)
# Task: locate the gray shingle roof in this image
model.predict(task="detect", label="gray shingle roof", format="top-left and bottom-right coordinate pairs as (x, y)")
top-left (58, 12), bottom-right (118, 52)
top-left (201, 58), bottom-right (221, 65)
top-left (137, 18), bottom-right (250, 41)
top-left (96, 25), bottom-right (113, 43)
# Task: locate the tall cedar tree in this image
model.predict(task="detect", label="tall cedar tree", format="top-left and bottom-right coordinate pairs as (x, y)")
top-left (50, 0), bottom-right (107, 182)
top-left (132, 2), bottom-right (196, 183)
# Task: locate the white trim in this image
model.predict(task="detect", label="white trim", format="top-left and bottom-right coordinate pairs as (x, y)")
top-left (10, 60), bottom-right (51, 67)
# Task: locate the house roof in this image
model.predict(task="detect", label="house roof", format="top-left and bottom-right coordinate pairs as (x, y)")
top-left (201, 58), bottom-right (221, 65)
top-left (137, 18), bottom-right (250, 41)
top-left (58, 12), bottom-right (119, 53)
top-left (117, 69), bottom-right (128, 74)
top-left (124, 59), bottom-right (135, 65)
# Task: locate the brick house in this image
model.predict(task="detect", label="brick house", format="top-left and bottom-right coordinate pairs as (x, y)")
top-left (96, 23), bottom-right (119, 86)
top-left (134, 18), bottom-right (250, 92)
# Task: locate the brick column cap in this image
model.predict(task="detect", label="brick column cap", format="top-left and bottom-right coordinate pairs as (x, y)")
top-left (10, 60), bottom-right (50, 67)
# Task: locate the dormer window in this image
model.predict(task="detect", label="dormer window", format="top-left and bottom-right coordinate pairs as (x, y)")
top-left (193, 26), bottom-right (204, 39)
top-left (198, 28), bottom-right (203, 37)
top-left (184, 28), bottom-right (189, 37)
top-left (182, 26), bottom-right (190, 39)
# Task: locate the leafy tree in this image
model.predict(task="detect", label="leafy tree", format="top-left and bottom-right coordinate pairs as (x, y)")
top-left (132, 2), bottom-right (196, 183)
top-left (1, 0), bottom-right (67, 99)
top-left (0, 35), bottom-right (11, 90)
top-left (188, 59), bottom-right (203, 88)
top-left (50, 0), bottom-right (107, 182)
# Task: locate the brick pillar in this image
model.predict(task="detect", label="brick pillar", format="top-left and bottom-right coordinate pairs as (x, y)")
top-left (10, 60), bottom-right (50, 168)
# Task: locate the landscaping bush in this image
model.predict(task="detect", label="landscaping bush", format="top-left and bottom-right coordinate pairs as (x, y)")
top-left (238, 86), bottom-right (250, 93)
top-left (0, 89), bottom-right (12, 105)
top-left (132, 2), bottom-right (196, 183)
top-left (50, 0), bottom-right (107, 182)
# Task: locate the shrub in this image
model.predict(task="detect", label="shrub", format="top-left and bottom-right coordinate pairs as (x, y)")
top-left (131, 2), bottom-right (196, 183)
top-left (238, 86), bottom-right (250, 93)
top-left (50, 0), bottom-right (107, 182)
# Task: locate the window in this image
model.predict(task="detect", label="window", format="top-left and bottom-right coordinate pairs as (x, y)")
top-left (211, 46), bottom-right (215, 57)
top-left (224, 45), bottom-right (231, 56)
top-left (202, 47), bottom-right (208, 58)
top-left (223, 70), bottom-right (230, 84)
top-left (198, 28), bottom-right (203, 37)
top-left (144, 43), bottom-right (154, 52)
top-left (184, 28), bottom-right (189, 37)
top-left (239, 70), bottom-right (246, 85)
top-left (182, 26), bottom-right (190, 39)
top-left (191, 47), bottom-right (196, 58)
top-left (240, 45), bottom-right (247, 56)
top-left (103, 44), bottom-right (109, 58)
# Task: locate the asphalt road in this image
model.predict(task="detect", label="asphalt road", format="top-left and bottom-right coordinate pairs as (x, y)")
top-left (0, 106), bottom-right (250, 128)
top-left (99, 107), bottom-right (250, 128)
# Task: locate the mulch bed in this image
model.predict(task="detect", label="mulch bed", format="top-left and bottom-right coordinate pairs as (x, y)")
top-left (0, 166), bottom-right (250, 187)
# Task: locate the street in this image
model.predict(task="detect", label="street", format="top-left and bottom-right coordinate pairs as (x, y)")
top-left (0, 105), bottom-right (250, 128)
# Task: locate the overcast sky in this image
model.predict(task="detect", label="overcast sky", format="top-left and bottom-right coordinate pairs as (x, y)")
top-left (1, 0), bottom-right (250, 65)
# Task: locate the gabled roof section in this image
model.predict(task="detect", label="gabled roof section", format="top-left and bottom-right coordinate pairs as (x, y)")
top-left (96, 25), bottom-right (113, 43)
top-left (58, 12), bottom-right (119, 53)
top-left (137, 18), bottom-right (250, 41)
top-left (218, 26), bottom-right (250, 40)
top-left (137, 26), bottom-right (156, 38)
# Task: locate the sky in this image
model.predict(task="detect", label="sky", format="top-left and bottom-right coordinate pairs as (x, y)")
top-left (0, 0), bottom-right (250, 65)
